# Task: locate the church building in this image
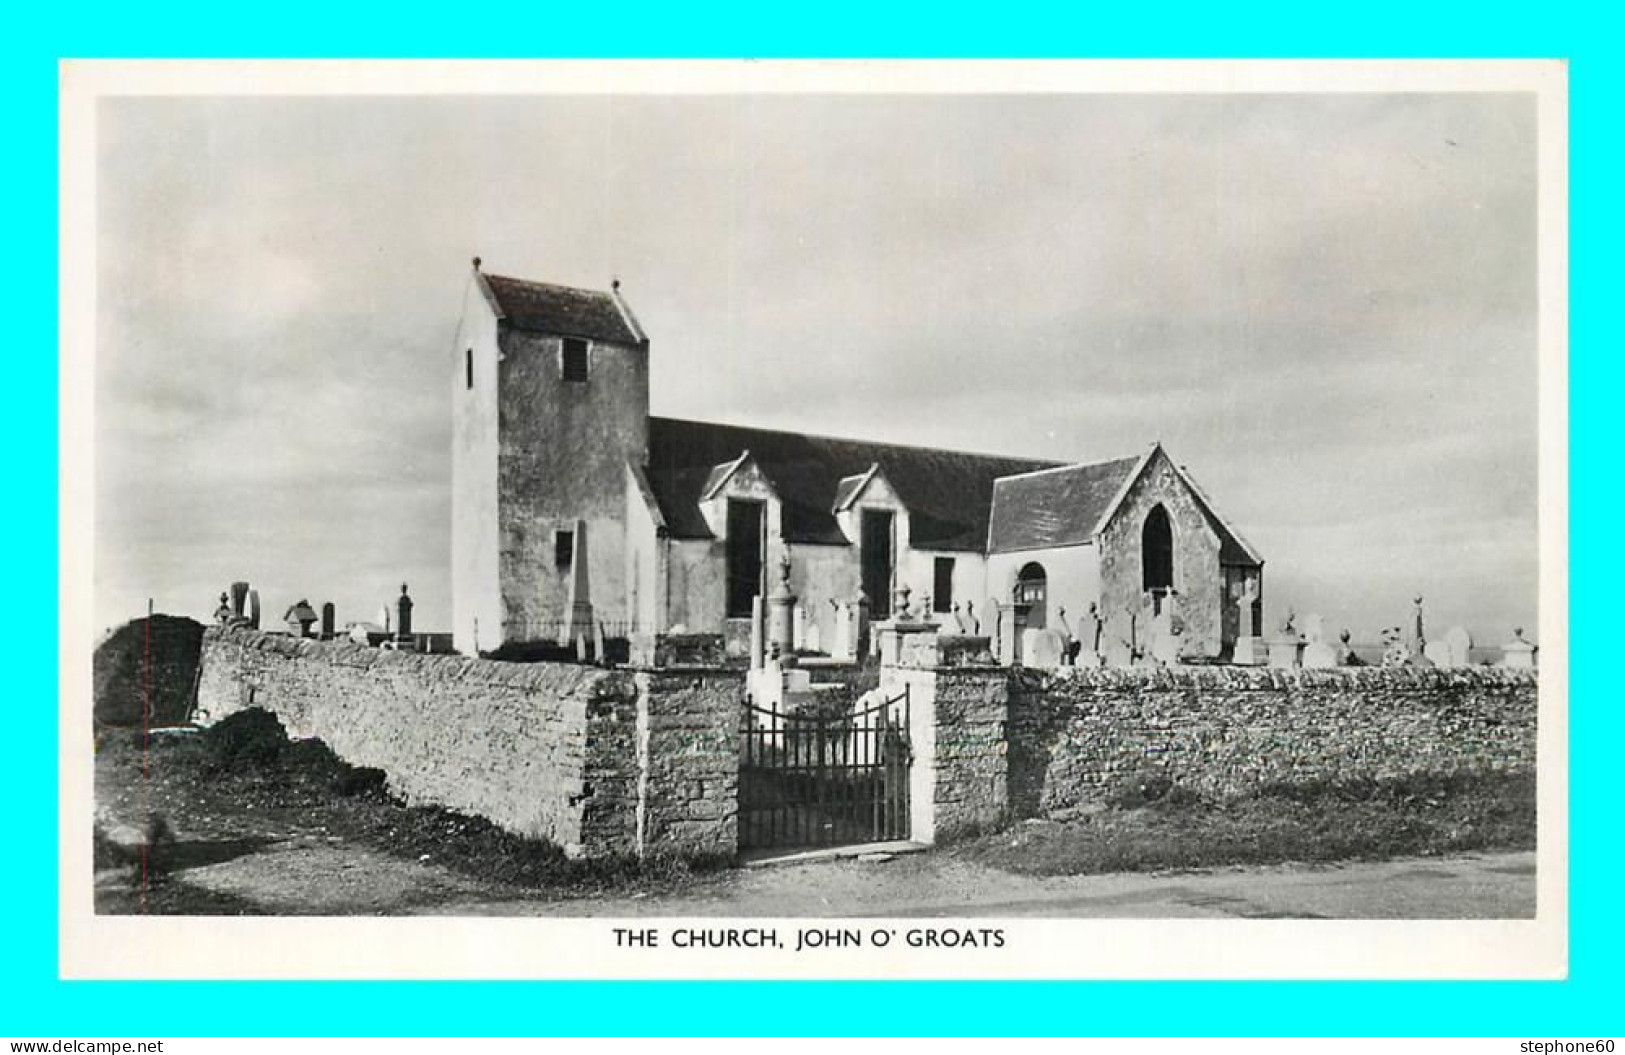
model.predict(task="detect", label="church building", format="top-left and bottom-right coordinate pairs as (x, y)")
top-left (451, 262), bottom-right (1264, 664)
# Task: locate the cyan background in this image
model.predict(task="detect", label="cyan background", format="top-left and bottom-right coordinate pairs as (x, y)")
top-left (13, 3), bottom-right (1606, 1035)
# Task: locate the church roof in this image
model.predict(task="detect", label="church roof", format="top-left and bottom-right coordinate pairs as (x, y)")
top-left (481, 273), bottom-right (644, 346)
top-left (986, 448), bottom-right (1263, 564)
top-left (643, 417), bottom-right (1057, 551)
top-left (986, 457), bottom-right (1145, 553)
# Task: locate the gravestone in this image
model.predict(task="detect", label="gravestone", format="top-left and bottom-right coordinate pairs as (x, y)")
top-left (230, 581), bottom-right (249, 617)
top-left (593, 619), bottom-right (607, 665)
top-left (1502, 628), bottom-right (1537, 669)
top-left (395, 584), bottom-right (413, 640)
top-left (830, 600), bottom-right (851, 661)
top-left (1022, 627), bottom-right (1067, 670)
top-left (1302, 637), bottom-right (1338, 668)
top-left (1380, 626), bottom-right (1410, 666)
top-left (1335, 630), bottom-right (1361, 666)
top-left (247, 589), bottom-right (261, 629)
top-left (749, 596), bottom-right (765, 670)
top-left (1423, 640), bottom-right (1452, 668)
top-left (320, 602), bottom-right (335, 640)
top-left (1231, 581), bottom-right (1264, 665)
top-left (792, 604), bottom-right (806, 651)
top-left (1445, 626), bottom-right (1473, 668)
top-left (805, 619), bottom-right (822, 655)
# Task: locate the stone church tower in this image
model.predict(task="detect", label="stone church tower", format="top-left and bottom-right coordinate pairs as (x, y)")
top-left (451, 260), bottom-right (649, 655)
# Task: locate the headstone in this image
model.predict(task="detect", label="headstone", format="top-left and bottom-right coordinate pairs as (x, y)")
top-left (379, 604), bottom-right (391, 634)
top-left (749, 595), bottom-right (765, 670)
top-left (1335, 630), bottom-right (1362, 666)
top-left (247, 589), bottom-right (261, 630)
top-left (396, 584), bottom-right (414, 640)
top-left (831, 601), bottom-right (852, 661)
top-left (1231, 582), bottom-right (1263, 665)
top-left (1380, 626), bottom-right (1410, 667)
top-left (1022, 627), bottom-right (1067, 670)
top-left (793, 604), bottom-right (806, 652)
top-left (347, 623), bottom-right (372, 646)
top-left (593, 619), bottom-right (607, 665)
top-left (320, 602), bottom-right (336, 640)
top-left (1502, 627), bottom-right (1537, 669)
top-left (855, 591), bottom-right (872, 659)
top-left (767, 552), bottom-right (797, 665)
top-left (284, 599), bottom-right (317, 638)
top-left (805, 620), bottom-right (822, 655)
top-left (1302, 639), bottom-right (1338, 668)
top-left (575, 633), bottom-right (588, 663)
top-left (1445, 626), bottom-right (1473, 668)
top-left (1267, 615), bottom-right (1302, 668)
top-left (230, 581), bottom-right (249, 617)
top-left (563, 519), bottom-right (593, 646)
top-left (1423, 640), bottom-right (1452, 668)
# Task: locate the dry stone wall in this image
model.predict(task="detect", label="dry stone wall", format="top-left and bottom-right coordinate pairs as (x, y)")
top-left (1005, 665), bottom-right (1538, 815)
top-left (196, 627), bottom-right (742, 859)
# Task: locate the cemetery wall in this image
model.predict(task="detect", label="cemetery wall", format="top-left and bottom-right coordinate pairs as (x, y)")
top-left (196, 627), bottom-right (742, 858)
top-left (1005, 665), bottom-right (1538, 816)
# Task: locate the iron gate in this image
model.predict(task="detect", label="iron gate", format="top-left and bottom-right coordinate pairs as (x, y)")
top-left (738, 686), bottom-right (911, 850)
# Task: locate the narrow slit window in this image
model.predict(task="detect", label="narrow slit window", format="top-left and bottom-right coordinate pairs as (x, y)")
top-left (554, 530), bottom-right (574, 571)
top-left (561, 338), bottom-right (589, 382)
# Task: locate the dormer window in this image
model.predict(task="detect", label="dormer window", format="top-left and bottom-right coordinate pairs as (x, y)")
top-left (561, 337), bottom-right (589, 382)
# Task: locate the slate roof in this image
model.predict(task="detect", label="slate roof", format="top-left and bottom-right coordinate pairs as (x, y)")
top-left (643, 417), bottom-right (1057, 551)
top-left (986, 457), bottom-right (1144, 554)
top-left (482, 273), bottom-right (643, 346)
top-left (986, 451), bottom-right (1263, 565)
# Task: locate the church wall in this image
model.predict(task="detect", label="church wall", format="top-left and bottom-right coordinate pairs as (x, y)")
top-left (986, 544), bottom-right (1102, 638)
top-left (902, 548), bottom-right (990, 628)
top-left (1097, 448), bottom-right (1225, 659)
top-left (665, 538), bottom-right (726, 633)
top-left (496, 328), bottom-right (648, 640)
top-left (451, 281), bottom-right (503, 655)
top-left (788, 543), bottom-right (861, 651)
top-left (623, 467), bottom-right (663, 635)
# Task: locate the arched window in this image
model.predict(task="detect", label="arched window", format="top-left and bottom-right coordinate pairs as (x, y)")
top-left (1015, 561), bottom-right (1048, 630)
top-left (1142, 505), bottom-right (1174, 592)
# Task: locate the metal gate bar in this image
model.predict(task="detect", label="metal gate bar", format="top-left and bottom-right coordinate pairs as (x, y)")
top-left (738, 685), bottom-right (911, 851)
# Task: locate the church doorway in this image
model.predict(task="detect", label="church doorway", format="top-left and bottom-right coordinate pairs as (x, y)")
top-left (1015, 561), bottom-right (1048, 630)
top-left (726, 499), bottom-right (765, 618)
top-left (861, 510), bottom-right (894, 618)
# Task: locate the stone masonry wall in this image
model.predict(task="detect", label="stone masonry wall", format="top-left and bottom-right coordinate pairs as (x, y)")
top-left (929, 669), bottom-right (1014, 839)
top-left (1097, 447), bottom-right (1225, 660)
top-left (1005, 665), bottom-right (1538, 816)
top-left (196, 627), bottom-right (742, 859)
top-left (636, 672), bottom-right (740, 856)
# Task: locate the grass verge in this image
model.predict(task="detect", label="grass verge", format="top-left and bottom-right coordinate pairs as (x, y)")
top-left (952, 770), bottom-right (1536, 877)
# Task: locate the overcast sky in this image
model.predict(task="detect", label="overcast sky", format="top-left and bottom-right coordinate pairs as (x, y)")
top-left (95, 91), bottom-right (1540, 645)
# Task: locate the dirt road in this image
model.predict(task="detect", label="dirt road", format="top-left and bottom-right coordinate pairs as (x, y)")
top-left (428, 849), bottom-right (1536, 919)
